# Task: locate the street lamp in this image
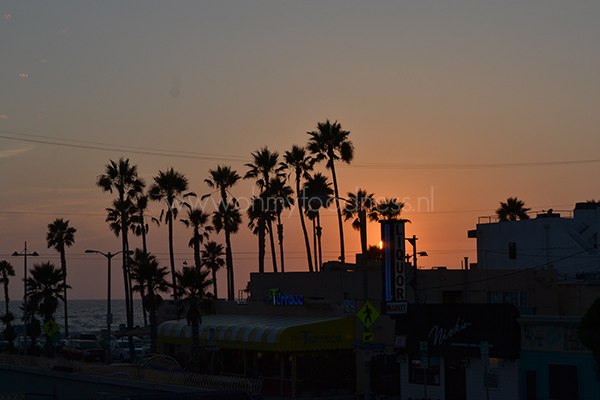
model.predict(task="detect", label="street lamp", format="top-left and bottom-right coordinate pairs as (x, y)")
top-left (85, 249), bottom-right (132, 363)
top-left (13, 242), bottom-right (38, 356)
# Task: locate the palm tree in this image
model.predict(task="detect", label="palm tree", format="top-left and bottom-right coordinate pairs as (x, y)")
top-left (131, 194), bottom-right (158, 258)
top-left (97, 158), bottom-right (145, 352)
top-left (205, 166), bottom-right (241, 301)
top-left (149, 168), bottom-right (193, 297)
top-left (244, 147), bottom-right (285, 273)
top-left (303, 173), bottom-right (334, 271)
top-left (26, 261), bottom-right (69, 356)
top-left (372, 198), bottom-right (407, 221)
top-left (0, 261), bottom-right (17, 352)
top-left (129, 249), bottom-right (170, 354)
top-left (270, 176), bottom-right (294, 272)
top-left (247, 195), bottom-right (273, 274)
top-left (496, 197), bottom-right (531, 221)
top-left (46, 218), bottom-right (76, 338)
top-left (202, 241), bottom-right (225, 299)
top-left (104, 198), bottom-right (138, 322)
top-left (180, 208), bottom-right (213, 270)
top-left (0, 260), bottom-right (15, 318)
top-left (307, 120), bottom-right (354, 264)
top-left (342, 189), bottom-right (378, 231)
top-left (212, 200), bottom-right (242, 300)
top-left (174, 265), bottom-right (213, 373)
top-left (283, 145), bottom-right (314, 272)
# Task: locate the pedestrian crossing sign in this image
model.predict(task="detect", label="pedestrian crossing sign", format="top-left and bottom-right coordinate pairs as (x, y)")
top-left (42, 319), bottom-right (60, 337)
top-left (357, 301), bottom-right (379, 329)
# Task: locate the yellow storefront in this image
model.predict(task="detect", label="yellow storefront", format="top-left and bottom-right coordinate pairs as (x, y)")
top-left (158, 314), bottom-right (356, 397)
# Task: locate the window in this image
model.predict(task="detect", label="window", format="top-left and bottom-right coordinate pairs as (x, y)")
top-left (408, 357), bottom-right (440, 386)
top-left (487, 290), bottom-right (528, 307)
top-left (549, 364), bottom-right (578, 399)
top-left (508, 242), bottom-right (517, 259)
top-left (483, 368), bottom-right (499, 390)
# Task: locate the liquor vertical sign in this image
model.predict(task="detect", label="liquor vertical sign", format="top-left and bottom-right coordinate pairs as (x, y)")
top-left (381, 220), bottom-right (407, 314)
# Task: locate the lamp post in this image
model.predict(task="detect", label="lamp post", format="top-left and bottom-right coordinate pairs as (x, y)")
top-left (12, 242), bottom-right (38, 356)
top-left (406, 235), bottom-right (427, 303)
top-left (85, 249), bottom-right (131, 363)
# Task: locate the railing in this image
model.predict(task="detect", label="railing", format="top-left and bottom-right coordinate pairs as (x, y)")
top-left (0, 354), bottom-right (262, 394)
top-left (0, 394), bottom-right (24, 400)
top-left (477, 209), bottom-right (573, 224)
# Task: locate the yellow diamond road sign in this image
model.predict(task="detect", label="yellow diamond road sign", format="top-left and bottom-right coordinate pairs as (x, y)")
top-left (362, 332), bottom-right (375, 343)
top-left (42, 319), bottom-right (60, 337)
top-left (357, 301), bottom-right (380, 329)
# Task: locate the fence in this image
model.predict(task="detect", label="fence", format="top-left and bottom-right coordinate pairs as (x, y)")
top-left (0, 354), bottom-right (262, 394)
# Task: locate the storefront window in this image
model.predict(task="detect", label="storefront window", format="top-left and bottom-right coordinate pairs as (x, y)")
top-left (408, 357), bottom-right (440, 386)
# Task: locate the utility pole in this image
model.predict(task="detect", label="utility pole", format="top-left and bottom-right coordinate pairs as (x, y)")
top-left (464, 256), bottom-right (470, 303)
top-left (360, 209), bottom-right (371, 400)
top-left (13, 242), bottom-right (38, 356)
top-left (406, 235), bottom-right (419, 303)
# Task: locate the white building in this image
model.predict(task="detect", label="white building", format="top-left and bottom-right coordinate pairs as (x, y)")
top-left (469, 202), bottom-right (600, 277)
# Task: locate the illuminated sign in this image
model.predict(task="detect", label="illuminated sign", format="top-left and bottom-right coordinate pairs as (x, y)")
top-left (263, 288), bottom-right (304, 306)
top-left (381, 220), bottom-right (408, 313)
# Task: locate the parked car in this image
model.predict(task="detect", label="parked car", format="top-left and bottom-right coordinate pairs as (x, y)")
top-left (0, 333), bottom-right (9, 352)
top-left (110, 338), bottom-right (145, 362)
top-left (69, 332), bottom-right (98, 341)
top-left (62, 339), bottom-right (105, 362)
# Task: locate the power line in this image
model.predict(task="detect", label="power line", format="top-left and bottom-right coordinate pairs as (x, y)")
top-left (3, 129), bottom-right (600, 170)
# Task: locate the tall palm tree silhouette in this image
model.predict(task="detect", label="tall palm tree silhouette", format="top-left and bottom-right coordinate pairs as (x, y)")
top-left (342, 189), bottom-right (378, 231)
top-left (0, 260), bottom-right (15, 318)
top-left (149, 168), bottom-right (193, 297)
top-left (202, 241), bottom-right (225, 299)
top-left (129, 249), bottom-right (170, 354)
top-left (303, 173), bottom-right (334, 271)
top-left (26, 261), bottom-right (69, 357)
top-left (180, 207), bottom-right (213, 270)
top-left (205, 166), bottom-right (241, 301)
top-left (97, 158), bottom-right (145, 340)
top-left (244, 147), bottom-right (285, 273)
top-left (284, 145), bottom-right (314, 272)
top-left (496, 197), bottom-right (531, 221)
top-left (270, 176), bottom-right (294, 272)
top-left (247, 195), bottom-right (274, 274)
top-left (212, 201), bottom-right (242, 300)
top-left (372, 198), bottom-right (407, 221)
top-left (307, 120), bottom-right (354, 264)
top-left (46, 218), bottom-right (76, 338)
top-left (175, 265), bottom-right (213, 373)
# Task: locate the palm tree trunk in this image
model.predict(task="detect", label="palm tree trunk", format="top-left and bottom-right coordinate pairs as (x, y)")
top-left (149, 300), bottom-right (158, 354)
top-left (312, 218), bottom-right (318, 272)
top-left (141, 218), bottom-right (148, 326)
top-left (297, 182), bottom-right (313, 273)
top-left (212, 269), bottom-right (218, 299)
top-left (329, 160), bottom-right (345, 264)
top-left (168, 212), bottom-right (177, 298)
top-left (60, 250), bottom-right (69, 338)
top-left (193, 233), bottom-right (201, 269)
top-left (224, 218), bottom-right (234, 301)
top-left (191, 315), bottom-right (201, 372)
top-left (3, 275), bottom-right (9, 316)
top-left (258, 217), bottom-right (266, 274)
top-left (266, 218), bottom-right (278, 273)
top-left (317, 212), bottom-right (323, 271)
top-left (277, 214), bottom-right (285, 273)
top-left (120, 199), bottom-right (136, 362)
top-left (120, 199), bottom-right (132, 331)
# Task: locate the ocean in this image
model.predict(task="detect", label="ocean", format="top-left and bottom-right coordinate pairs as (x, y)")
top-left (0, 299), bottom-right (146, 336)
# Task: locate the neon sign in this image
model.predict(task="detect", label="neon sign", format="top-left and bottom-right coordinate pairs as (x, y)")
top-left (381, 220), bottom-right (407, 313)
top-left (263, 288), bottom-right (304, 306)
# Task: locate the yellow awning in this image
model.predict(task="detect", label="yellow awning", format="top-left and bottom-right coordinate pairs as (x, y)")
top-left (158, 314), bottom-right (354, 352)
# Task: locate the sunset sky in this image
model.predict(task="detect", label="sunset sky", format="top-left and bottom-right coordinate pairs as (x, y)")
top-left (1, 1), bottom-right (599, 301)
